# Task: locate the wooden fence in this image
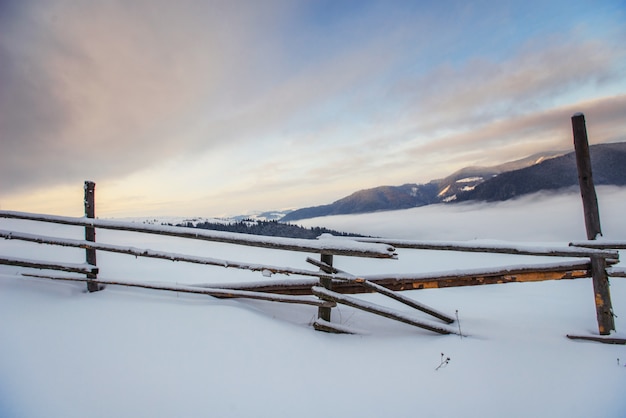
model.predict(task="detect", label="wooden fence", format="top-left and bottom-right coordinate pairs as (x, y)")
top-left (0, 113), bottom-right (623, 340)
top-left (0, 188), bottom-right (621, 338)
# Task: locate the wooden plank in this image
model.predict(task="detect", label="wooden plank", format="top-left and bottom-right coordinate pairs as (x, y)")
top-left (0, 256), bottom-right (98, 275)
top-left (312, 286), bottom-right (455, 335)
top-left (607, 267), bottom-right (626, 278)
top-left (306, 257), bottom-right (340, 274)
top-left (354, 278), bottom-right (455, 324)
top-left (16, 273), bottom-right (336, 308)
top-left (0, 229), bottom-right (348, 281)
top-left (353, 238), bottom-right (618, 259)
top-left (362, 265), bottom-right (590, 292)
top-left (313, 319), bottom-right (362, 334)
top-left (218, 262), bottom-right (591, 295)
top-left (570, 240), bottom-right (626, 250)
top-left (0, 211), bottom-right (396, 259)
top-left (566, 334), bottom-right (626, 345)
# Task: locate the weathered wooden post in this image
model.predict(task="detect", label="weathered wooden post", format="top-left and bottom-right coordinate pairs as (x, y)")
top-left (317, 253), bottom-right (333, 322)
top-left (572, 114), bottom-right (602, 239)
top-left (84, 180), bottom-right (100, 292)
top-left (572, 113), bottom-right (615, 334)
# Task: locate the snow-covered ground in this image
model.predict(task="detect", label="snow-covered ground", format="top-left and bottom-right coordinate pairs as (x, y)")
top-left (1, 187), bottom-right (626, 418)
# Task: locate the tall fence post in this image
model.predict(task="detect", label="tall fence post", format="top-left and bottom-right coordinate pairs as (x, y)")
top-left (317, 253), bottom-right (333, 322)
top-left (84, 181), bottom-right (100, 292)
top-left (571, 113), bottom-right (615, 335)
top-left (572, 113), bottom-right (602, 239)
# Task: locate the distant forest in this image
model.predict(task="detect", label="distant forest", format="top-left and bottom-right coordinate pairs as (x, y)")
top-left (173, 219), bottom-right (366, 239)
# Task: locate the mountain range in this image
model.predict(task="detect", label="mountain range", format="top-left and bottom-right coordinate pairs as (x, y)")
top-left (280, 141), bottom-right (626, 222)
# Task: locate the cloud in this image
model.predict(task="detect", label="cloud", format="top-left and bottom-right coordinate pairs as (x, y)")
top-left (317, 35), bottom-right (626, 183)
top-left (1, 0), bottom-right (625, 216)
top-left (392, 34), bottom-right (622, 136)
top-left (0, 0), bottom-right (408, 197)
top-left (0, 0), bottom-right (293, 193)
top-left (401, 94), bottom-right (626, 166)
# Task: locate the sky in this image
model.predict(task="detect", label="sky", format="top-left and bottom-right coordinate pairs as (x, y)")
top-left (1, 0), bottom-right (625, 218)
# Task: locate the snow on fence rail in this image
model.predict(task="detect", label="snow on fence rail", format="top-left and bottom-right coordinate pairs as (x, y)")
top-left (607, 266), bottom-right (626, 278)
top-left (0, 210), bottom-right (396, 258)
top-left (19, 273), bottom-right (335, 308)
top-left (569, 240), bottom-right (626, 250)
top-left (0, 229), bottom-right (353, 281)
top-left (336, 236), bottom-right (620, 259)
top-left (0, 256), bottom-right (97, 275)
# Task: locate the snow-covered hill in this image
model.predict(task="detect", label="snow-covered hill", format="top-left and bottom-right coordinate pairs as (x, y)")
top-left (281, 142), bottom-right (626, 221)
top-left (1, 187), bottom-right (625, 418)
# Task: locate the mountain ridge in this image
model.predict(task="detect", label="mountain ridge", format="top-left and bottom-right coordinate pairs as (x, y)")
top-left (455, 141), bottom-right (626, 202)
top-left (280, 142), bottom-right (626, 222)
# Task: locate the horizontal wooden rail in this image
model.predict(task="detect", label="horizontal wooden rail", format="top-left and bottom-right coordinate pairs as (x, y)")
top-left (569, 240), bottom-right (626, 250)
top-left (313, 319), bottom-right (362, 334)
top-left (0, 256), bottom-right (98, 275)
top-left (358, 264), bottom-right (590, 292)
top-left (566, 334), bottom-right (626, 345)
top-left (0, 211), bottom-right (396, 259)
top-left (607, 267), bottom-right (626, 278)
top-left (208, 260), bottom-right (591, 295)
top-left (352, 237), bottom-right (618, 258)
top-left (17, 273), bottom-right (336, 307)
top-left (0, 229), bottom-right (348, 280)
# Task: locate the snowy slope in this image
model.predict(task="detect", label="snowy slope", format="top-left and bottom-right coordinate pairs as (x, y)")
top-left (1, 187), bottom-right (626, 418)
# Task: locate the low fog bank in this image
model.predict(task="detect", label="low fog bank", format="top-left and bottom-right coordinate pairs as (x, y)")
top-left (297, 186), bottom-right (626, 242)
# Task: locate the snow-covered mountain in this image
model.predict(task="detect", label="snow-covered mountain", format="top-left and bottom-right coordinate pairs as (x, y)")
top-left (455, 141), bottom-right (626, 202)
top-left (433, 149), bottom-right (566, 203)
top-left (281, 142), bottom-right (626, 222)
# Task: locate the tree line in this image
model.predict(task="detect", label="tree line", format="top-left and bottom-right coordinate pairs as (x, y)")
top-left (173, 219), bottom-right (366, 239)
